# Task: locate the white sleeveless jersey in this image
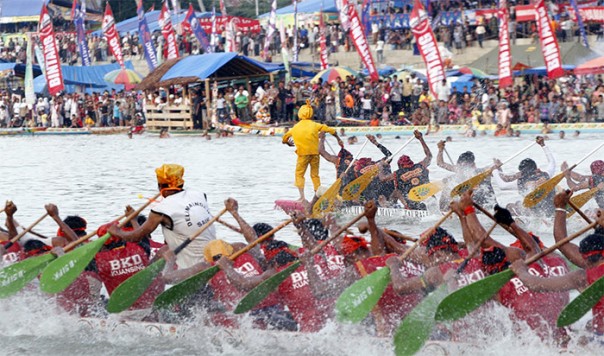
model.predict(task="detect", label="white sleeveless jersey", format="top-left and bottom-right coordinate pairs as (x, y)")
top-left (151, 190), bottom-right (216, 269)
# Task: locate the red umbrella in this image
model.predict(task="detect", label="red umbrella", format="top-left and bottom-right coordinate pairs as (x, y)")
top-left (575, 56), bottom-right (604, 75)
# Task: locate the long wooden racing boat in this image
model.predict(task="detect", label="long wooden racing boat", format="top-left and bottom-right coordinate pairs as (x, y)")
top-left (0, 127), bottom-right (134, 136)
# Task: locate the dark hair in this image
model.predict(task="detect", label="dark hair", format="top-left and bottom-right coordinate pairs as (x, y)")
top-left (303, 219), bottom-right (328, 241)
top-left (426, 228), bottom-right (458, 254)
top-left (253, 223), bottom-right (273, 237)
top-left (579, 234), bottom-right (604, 264)
top-left (518, 158), bottom-right (537, 173)
top-left (481, 247), bottom-right (510, 274)
top-left (457, 151), bottom-right (475, 165)
top-left (63, 216), bottom-right (87, 236)
top-left (23, 240), bottom-right (48, 254)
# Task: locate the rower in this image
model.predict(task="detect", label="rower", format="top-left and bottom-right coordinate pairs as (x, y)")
top-left (108, 164), bottom-right (216, 269)
top-left (563, 160), bottom-right (604, 209)
top-left (1, 201), bottom-right (23, 265)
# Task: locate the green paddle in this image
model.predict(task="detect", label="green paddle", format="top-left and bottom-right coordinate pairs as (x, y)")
top-left (39, 193), bottom-right (161, 294)
top-left (334, 211), bottom-right (453, 323)
top-left (106, 207), bottom-right (228, 313)
top-left (393, 222), bottom-right (497, 356)
top-left (557, 270), bottom-right (604, 327)
top-left (234, 209), bottom-right (368, 314)
top-left (435, 221), bottom-right (598, 322)
top-left (154, 218), bottom-right (293, 309)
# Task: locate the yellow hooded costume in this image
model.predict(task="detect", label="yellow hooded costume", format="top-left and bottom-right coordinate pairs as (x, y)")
top-left (282, 101), bottom-right (336, 191)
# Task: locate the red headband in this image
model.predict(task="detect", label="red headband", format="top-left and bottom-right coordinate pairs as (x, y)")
top-left (341, 236), bottom-right (369, 256)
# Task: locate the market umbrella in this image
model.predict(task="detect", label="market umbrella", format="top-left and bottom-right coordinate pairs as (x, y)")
top-left (311, 67), bottom-right (359, 83)
top-left (574, 56), bottom-right (604, 75)
top-left (104, 68), bottom-right (144, 85)
top-left (456, 66), bottom-right (490, 78)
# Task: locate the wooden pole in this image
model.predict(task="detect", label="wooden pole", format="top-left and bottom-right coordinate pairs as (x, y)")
top-left (204, 79), bottom-right (211, 130)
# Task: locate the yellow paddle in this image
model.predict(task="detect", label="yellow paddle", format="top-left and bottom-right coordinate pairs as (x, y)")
top-left (341, 136), bottom-right (414, 201)
top-left (312, 139), bottom-right (370, 217)
top-left (408, 180), bottom-right (445, 202)
top-left (567, 187), bottom-right (600, 218)
top-left (524, 142), bottom-right (604, 208)
top-left (450, 142), bottom-right (537, 197)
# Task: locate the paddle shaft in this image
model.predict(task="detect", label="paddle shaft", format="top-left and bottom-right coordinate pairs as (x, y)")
top-left (572, 142), bottom-right (604, 168)
top-left (3, 213), bottom-right (49, 250)
top-left (173, 208), bottom-right (228, 255)
top-left (228, 219), bottom-right (293, 261)
top-left (310, 211), bottom-right (367, 255)
top-left (456, 222), bottom-right (496, 273)
top-left (473, 203), bottom-right (515, 235)
top-left (444, 148), bottom-right (455, 165)
top-left (386, 136), bottom-right (415, 163)
top-left (568, 200), bottom-right (592, 224)
top-left (61, 212), bottom-right (128, 252)
top-left (525, 221), bottom-right (598, 265)
top-left (217, 218), bottom-right (243, 234)
top-left (342, 138), bottom-right (370, 177)
top-left (397, 210), bottom-right (453, 262)
top-left (501, 141), bottom-right (538, 166)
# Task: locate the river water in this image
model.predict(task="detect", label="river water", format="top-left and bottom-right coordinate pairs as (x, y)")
top-left (0, 132), bottom-right (602, 355)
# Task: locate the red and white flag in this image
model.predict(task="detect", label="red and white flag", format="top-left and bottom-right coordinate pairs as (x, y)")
top-left (159, 0), bottom-right (179, 59)
top-left (534, 0), bottom-right (564, 79)
top-left (319, 12), bottom-right (329, 70)
top-left (39, 5), bottom-right (64, 95)
top-left (498, 0), bottom-right (512, 88)
top-left (342, 0), bottom-right (378, 81)
top-left (410, 0), bottom-right (445, 96)
top-left (102, 3), bottom-right (125, 68)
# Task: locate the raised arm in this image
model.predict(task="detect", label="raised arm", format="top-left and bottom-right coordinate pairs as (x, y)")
top-left (436, 141), bottom-right (455, 172)
top-left (367, 134), bottom-right (391, 159)
top-left (415, 130), bottom-right (432, 167)
top-left (4, 201), bottom-right (18, 239)
top-left (224, 198), bottom-right (258, 245)
top-left (366, 201), bottom-right (386, 255)
top-left (45, 204), bottom-right (79, 243)
top-left (562, 161), bottom-right (590, 191)
top-left (537, 136), bottom-right (556, 178)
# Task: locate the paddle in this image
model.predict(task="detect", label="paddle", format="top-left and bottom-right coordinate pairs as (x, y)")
top-left (435, 221), bottom-right (598, 322)
top-left (567, 187), bottom-right (600, 218)
top-left (234, 210), bottom-right (368, 314)
top-left (341, 136), bottom-right (414, 201)
top-left (2, 213), bottom-right (49, 251)
top-left (39, 193), bottom-right (161, 294)
top-left (408, 181), bottom-right (445, 202)
top-left (335, 211), bottom-right (453, 324)
top-left (394, 222), bottom-right (497, 356)
top-left (568, 200), bottom-right (593, 224)
top-left (523, 143), bottom-right (604, 208)
top-left (217, 218), bottom-right (242, 234)
top-left (153, 218), bottom-right (293, 309)
top-left (106, 207), bottom-right (228, 313)
top-left (450, 142), bottom-right (536, 197)
top-left (473, 203), bottom-right (515, 235)
top-left (312, 139), bottom-right (370, 217)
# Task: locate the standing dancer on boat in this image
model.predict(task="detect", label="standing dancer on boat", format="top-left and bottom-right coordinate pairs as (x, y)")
top-left (282, 100), bottom-right (341, 202)
top-left (563, 160), bottom-right (604, 209)
top-left (379, 130), bottom-right (432, 210)
top-left (436, 141), bottom-right (498, 211)
top-left (492, 136), bottom-right (556, 215)
top-left (108, 164), bottom-right (216, 269)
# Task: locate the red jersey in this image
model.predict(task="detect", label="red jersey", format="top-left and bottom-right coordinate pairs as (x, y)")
top-left (438, 254), bottom-right (486, 289)
top-left (277, 263), bottom-right (327, 332)
top-left (297, 245), bottom-right (346, 280)
top-left (148, 239), bottom-right (165, 260)
top-left (1, 241), bottom-right (22, 265)
top-left (356, 254), bottom-right (425, 335)
top-left (586, 262), bottom-right (604, 334)
top-left (209, 253), bottom-right (279, 311)
top-left (541, 254), bottom-right (570, 316)
top-left (95, 242), bottom-right (165, 310)
top-left (56, 271), bottom-right (101, 317)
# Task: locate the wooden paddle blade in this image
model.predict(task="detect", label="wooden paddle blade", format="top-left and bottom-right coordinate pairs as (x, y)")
top-left (40, 234), bottom-right (111, 293)
top-left (450, 169), bottom-right (492, 198)
top-left (106, 258), bottom-right (167, 313)
top-left (335, 267), bottom-right (391, 323)
top-left (312, 179), bottom-right (342, 216)
top-left (435, 269), bottom-right (514, 321)
top-left (567, 187), bottom-right (600, 217)
top-left (557, 274), bottom-right (604, 327)
top-left (153, 265), bottom-right (220, 309)
top-left (394, 285), bottom-right (449, 356)
top-left (0, 254), bottom-right (55, 298)
top-left (523, 171), bottom-right (565, 208)
top-left (408, 181), bottom-right (444, 202)
top-left (341, 165), bottom-right (380, 201)
top-left (234, 261), bottom-right (301, 314)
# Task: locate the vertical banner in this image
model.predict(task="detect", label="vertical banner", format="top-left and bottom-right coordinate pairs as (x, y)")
top-left (102, 3), bottom-right (125, 68)
top-left (263, 0), bottom-right (277, 60)
top-left (498, 0), bottom-right (512, 88)
top-left (210, 6), bottom-right (218, 52)
top-left (409, 0), bottom-right (444, 95)
top-left (25, 35), bottom-right (35, 106)
top-left (534, 0), bottom-right (564, 79)
top-left (137, 3), bottom-right (159, 71)
top-left (184, 4), bottom-right (212, 53)
top-left (336, 0), bottom-right (350, 31)
top-left (293, 0), bottom-right (299, 62)
top-left (279, 21), bottom-right (291, 83)
top-left (319, 11), bottom-right (329, 70)
top-left (159, 0), bottom-right (180, 59)
top-left (570, 0), bottom-right (589, 48)
top-left (74, 0), bottom-right (91, 66)
top-left (39, 5), bottom-right (65, 95)
top-left (342, 0), bottom-right (378, 81)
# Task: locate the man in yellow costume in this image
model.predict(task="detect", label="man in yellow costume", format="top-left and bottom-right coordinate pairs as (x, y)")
top-left (282, 100), bottom-right (341, 202)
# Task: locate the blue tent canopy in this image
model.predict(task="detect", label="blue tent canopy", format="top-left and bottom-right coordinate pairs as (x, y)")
top-left (0, 60), bottom-right (43, 77)
top-left (259, 0), bottom-right (338, 17)
top-left (160, 53), bottom-right (269, 84)
top-left (0, 0), bottom-right (46, 18)
top-left (90, 10), bottom-right (213, 36)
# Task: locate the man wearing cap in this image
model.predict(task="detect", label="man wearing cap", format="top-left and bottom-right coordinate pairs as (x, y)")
top-left (282, 100), bottom-right (341, 202)
top-left (108, 164), bottom-right (216, 269)
top-left (563, 160), bottom-right (604, 209)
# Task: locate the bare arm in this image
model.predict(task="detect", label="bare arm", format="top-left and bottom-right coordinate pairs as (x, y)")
top-left (436, 141), bottom-right (455, 172)
top-left (45, 204), bottom-right (78, 243)
top-left (511, 260), bottom-right (587, 292)
top-left (388, 258), bottom-right (442, 295)
top-left (553, 191), bottom-right (586, 268)
top-left (319, 133), bottom-right (338, 164)
top-left (491, 169), bottom-right (520, 190)
top-left (217, 256), bottom-right (277, 291)
top-left (366, 202), bottom-right (386, 255)
top-left (224, 198), bottom-right (259, 245)
top-left (108, 211), bottom-right (164, 243)
top-left (415, 131), bottom-right (432, 167)
top-left (4, 201), bottom-right (18, 239)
